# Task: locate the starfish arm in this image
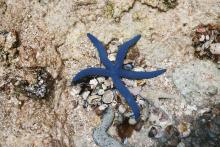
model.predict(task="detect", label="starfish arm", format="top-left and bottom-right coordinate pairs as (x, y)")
top-left (87, 33), bottom-right (113, 68)
top-left (72, 67), bottom-right (110, 84)
top-left (119, 69), bottom-right (166, 80)
top-left (115, 35), bottom-right (141, 68)
top-left (111, 76), bottom-right (140, 120)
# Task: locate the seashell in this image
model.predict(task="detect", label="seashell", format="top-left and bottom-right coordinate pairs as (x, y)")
top-left (87, 95), bottom-right (101, 105)
top-left (177, 122), bottom-right (191, 138)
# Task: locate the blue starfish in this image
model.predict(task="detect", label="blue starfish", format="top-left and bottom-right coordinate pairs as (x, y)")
top-left (72, 33), bottom-right (166, 120)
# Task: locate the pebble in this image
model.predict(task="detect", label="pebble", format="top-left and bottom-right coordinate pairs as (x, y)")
top-left (101, 84), bottom-right (107, 90)
top-left (97, 77), bottom-right (105, 83)
top-left (202, 41), bottom-right (211, 49)
top-left (205, 35), bottom-right (210, 41)
top-left (108, 53), bottom-right (116, 61)
top-left (111, 100), bottom-right (117, 107)
top-left (87, 95), bottom-right (101, 105)
top-left (102, 90), bottom-right (114, 104)
top-left (210, 43), bottom-right (220, 55)
top-left (98, 104), bottom-right (108, 111)
top-left (82, 91), bottom-right (90, 100)
top-left (199, 35), bottom-right (205, 42)
top-left (128, 118), bottom-right (137, 125)
top-left (104, 80), bottom-right (112, 88)
top-left (109, 44), bottom-right (118, 53)
top-left (89, 79), bottom-right (98, 89)
top-left (118, 105), bottom-right (126, 114)
top-left (97, 89), bottom-right (105, 95)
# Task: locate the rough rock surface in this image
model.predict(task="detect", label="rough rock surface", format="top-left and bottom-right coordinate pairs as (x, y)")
top-left (0, 0), bottom-right (220, 147)
top-left (173, 60), bottom-right (220, 107)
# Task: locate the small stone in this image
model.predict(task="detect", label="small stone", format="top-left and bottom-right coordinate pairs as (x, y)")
top-left (97, 89), bottom-right (105, 95)
top-left (109, 44), bottom-right (118, 53)
top-left (87, 95), bottom-right (102, 105)
top-left (210, 43), bottom-right (220, 55)
top-left (104, 80), bottom-right (112, 88)
top-left (102, 90), bottom-right (114, 104)
top-left (101, 84), bottom-right (107, 90)
top-left (202, 41), bottom-right (211, 49)
top-left (98, 104), bottom-right (108, 111)
top-left (97, 77), bottom-right (105, 83)
top-left (118, 105), bottom-right (126, 114)
top-left (111, 100), bottom-right (117, 107)
top-left (205, 35), bottom-right (210, 41)
top-left (89, 79), bottom-right (98, 88)
top-left (108, 53), bottom-right (116, 61)
top-left (82, 91), bottom-right (90, 100)
top-left (199, 35), bottom-right (205, 42)
top-left (128, 118), bottom-right (137, 125)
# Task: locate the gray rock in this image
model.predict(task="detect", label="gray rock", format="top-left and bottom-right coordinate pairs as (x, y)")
top-left (93, 107), bottom-right (124, 147)
top-left (102, 90), bottom-right (114, 104)
top-left (173, 60), bottom-right (220, 107)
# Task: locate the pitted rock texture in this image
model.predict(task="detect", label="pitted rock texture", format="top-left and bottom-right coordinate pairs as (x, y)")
top-left (173, 60), bottom-right (220, 107)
